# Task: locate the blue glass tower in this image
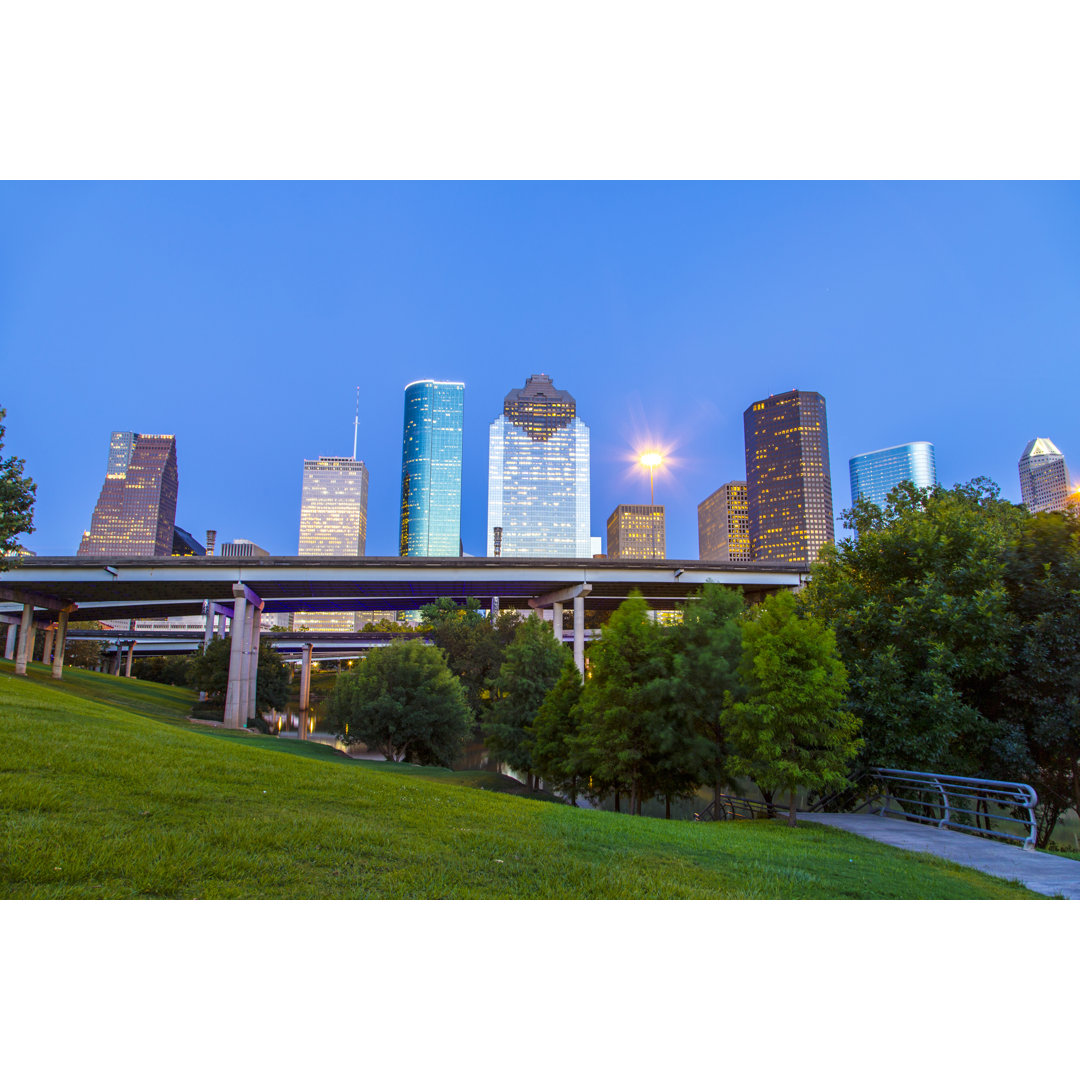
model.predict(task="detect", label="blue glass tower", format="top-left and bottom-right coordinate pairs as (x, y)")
top-left (399, 380), bottom-right (465, 556)
top-left (849, 442), bottom-right (937, 509)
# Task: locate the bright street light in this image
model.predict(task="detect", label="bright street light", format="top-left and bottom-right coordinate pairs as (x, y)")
top-left (638, 450), bottom-right (664, 558)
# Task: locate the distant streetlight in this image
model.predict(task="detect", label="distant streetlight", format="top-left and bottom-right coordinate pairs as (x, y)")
top-left (638, 451), bottom-right (664, 559)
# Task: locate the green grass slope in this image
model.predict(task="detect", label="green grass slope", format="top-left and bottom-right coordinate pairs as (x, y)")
top-left (0, 663), bottom-right (1039, 899)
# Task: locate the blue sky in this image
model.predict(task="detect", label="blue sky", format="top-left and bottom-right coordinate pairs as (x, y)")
top-left (2, 181), bottom-right (1078, 559)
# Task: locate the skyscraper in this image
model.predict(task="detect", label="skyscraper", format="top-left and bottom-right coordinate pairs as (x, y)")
top-left (78, 431), bottom-right (178, 556)
top-left (849, 442), bottom-right (937, 510)
top-left (607, 504), bottom-right (665, 559)
top-left (295, 455), bottom-right (369, 630)
top-left (399, 380), bottom-right (464, 557)
top-left (698, 481), bottom-right (750, 562)
top-left (744, 390), bottom-right (834, 565)
top-left (1019, 438), bottom-right (1070, 513)
top-left (487, 374), bottom-right (591, 557)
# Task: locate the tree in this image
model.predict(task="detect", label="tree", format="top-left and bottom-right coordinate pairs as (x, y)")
top-left (658, 584), bottom-right (746, 818)
top-left (801, 479), bottom-right (1028, 779)
top-left (727, 590), bottom-right (860, 827)
top-left (188, 638), bottom-right (289, 715)
top-left (999, 510), bottom-right (1080, 845)
top-left (529, 653), bottom-right (587, 805)
top-left (483, 614), bottom-right (567, 782)
top-left (326, 639), bottom-right (471, 766)
top-left (575, 592), bottom-right (674, 814)
top-left (0, 407), bottom-right (36, 568)
top-left (419, 597), bottom-right (519, 724)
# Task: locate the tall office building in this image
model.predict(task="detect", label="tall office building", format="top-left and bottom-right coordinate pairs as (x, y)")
top-left (78, 431), bottom-right (178, 556)
top-left (399, 380), bottom-right (464, 556)
top-left (1019, 438), bottom-right (1070, 513)
top-left (744, 390), bottom-right (834, 565)
top-left (698, 481), bottom-right (750, 562)
top-left (295, 455), bottom-right (369, 631)
top-left (607, 504), bottom-right (665, 559)
top-left (487, 374), bottom-right (591, 557)
top-left (849, 442), bottom-right (937, 510)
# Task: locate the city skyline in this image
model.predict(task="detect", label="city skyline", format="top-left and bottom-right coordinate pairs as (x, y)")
top-left (3, 182), bottom-right (1078, 560)
top-left (849, 442), bottom-right (938, 512)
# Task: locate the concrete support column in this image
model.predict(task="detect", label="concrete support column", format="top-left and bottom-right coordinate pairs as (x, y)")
top-left (42, 628), bottom-right (55, 666)
top-left (552, 602), bottom-right (564, 642)
top-left (4, 624), bottom-right (16, 660)
top-left (110, 647), bottom-right (122, 676)
top-left (298, 643), bottom-right (313, 741)
top-left (14, 604), bottom-right (33, 675)
top-left (573, 594), bottom-right (585, 675)
top-left (124, 641), bottom-right (135, 677)
top-left (224, 594), bottom-right (248, 728)
top-left (202, 603), bottom-right (213, 649)
top-left (247, 612), bottom-right (262, 721)
top-left (51, 611), bottom-right (68, 680)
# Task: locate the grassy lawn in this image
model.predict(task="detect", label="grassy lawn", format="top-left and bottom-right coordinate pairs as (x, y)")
top-left (0, 661), bottom-right (1041, 899)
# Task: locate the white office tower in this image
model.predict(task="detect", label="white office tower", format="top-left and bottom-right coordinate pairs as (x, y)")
top-left (1019, 438), bottom-right (1070, 514)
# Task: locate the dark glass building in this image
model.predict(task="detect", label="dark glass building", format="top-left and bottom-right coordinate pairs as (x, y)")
top-left (399, 380), bottom-right (464, 556)
top-left (743, 390), bottom-right (834, 565)
top-left (697, 481), bottom-right (750, 561)
top-left (78, 431), bottom-right (178, 556)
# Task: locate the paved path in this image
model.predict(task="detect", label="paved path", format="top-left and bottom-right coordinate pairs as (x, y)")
top-left (799, 812), bottom-right (1080, 899)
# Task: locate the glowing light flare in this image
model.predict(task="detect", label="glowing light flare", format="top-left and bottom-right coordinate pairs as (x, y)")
top-left (639, 451), bottom-right (664, 469)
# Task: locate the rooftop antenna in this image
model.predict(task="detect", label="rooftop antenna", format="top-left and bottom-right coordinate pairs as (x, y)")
top-left (352, 386), bottom-right (359, 459)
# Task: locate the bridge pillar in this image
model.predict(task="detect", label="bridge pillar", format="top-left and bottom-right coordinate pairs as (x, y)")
top-left (224, 592), bottom-right (248, 728)
top-left (4, 623), bottom-right (15, 660)
top-left (552, 602), bottom-right (564, 642)
top-left (51, 610), bottom-right (68, 680)
top-left (573, 594), bottom-right (585, 675)
top-left (124, 641), bottom-right (135, 677)
top-left (42, 627), bottom-right (54, 666)
top-left (247, 611), bottom-right (262, 721)
top-left (14, 604), bottom-right (33, 675)
top-left (299, 642), bottom-right (313, 741)
top-left (110, 646), bottom-right (122, 676)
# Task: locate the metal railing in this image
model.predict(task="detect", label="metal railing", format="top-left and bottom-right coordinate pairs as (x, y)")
top-left (695, 794), bottom-right (782, 822)
top-left (856, 768), bottom-right (1038, 850)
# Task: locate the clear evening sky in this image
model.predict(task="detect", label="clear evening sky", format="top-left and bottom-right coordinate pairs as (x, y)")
top-left (2, 181), bottom-right (1077, 560)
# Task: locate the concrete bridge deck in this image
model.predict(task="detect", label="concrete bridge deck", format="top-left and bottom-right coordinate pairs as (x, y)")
top-left (799, 812), bottom-right (1080, 898)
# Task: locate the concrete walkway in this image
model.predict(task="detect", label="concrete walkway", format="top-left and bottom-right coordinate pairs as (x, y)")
top-left (799, 812), bottom-right (1080, 899)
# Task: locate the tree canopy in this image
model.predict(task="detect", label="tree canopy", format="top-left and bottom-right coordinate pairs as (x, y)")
top-left (484, 614), bottom-right (567, 780)
top-left (727, 590), bottom-right (860, 826)
top-left (327, 639), bottom-right (471, 766)
top-left (0, 406), bottom-right (36, 568)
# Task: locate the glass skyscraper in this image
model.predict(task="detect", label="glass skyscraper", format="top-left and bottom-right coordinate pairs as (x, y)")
top-left (399, 380), bottom-right (464, 557)
top-left (1018, 437), bottom-right (1070, 513)
top-left (744, 390), bottom-right (834, 565)
top-left (487, 374), bottom-right (591, 558)
top-left (295, 455), bottom-right (369, 631)
top-left (78, 431), bottom-right (178, 556)
top-left (849, 442), bottom-right (937, 510)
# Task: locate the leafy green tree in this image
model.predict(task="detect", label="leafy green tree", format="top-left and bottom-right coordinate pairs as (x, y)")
top-left (727, 590), bottom-right (860, 827)
top-left (0, 407), bottom-right (36, 568)
top-left (999, 510), bottom-right (1080, 844)
top-left (529, 653), bottom-right (587, 805)
top-left (802, 479), bottom-right (1028, 778)
top-left (188, 638), bottom-right (288, 714)
top-left (658, 584), bottom-right (746, 818)
top-left (327, 639), bottom-right (471, 766)
top-left (419, 596), bottom-right (519, 724)
top-left (484, 614), bottom-right (567, 782)
top-left (575, 592), bottom-right (674, 814)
